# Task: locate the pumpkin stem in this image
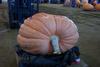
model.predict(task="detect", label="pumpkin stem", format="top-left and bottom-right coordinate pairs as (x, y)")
top-left (50, 35), bottom-right (61, 54)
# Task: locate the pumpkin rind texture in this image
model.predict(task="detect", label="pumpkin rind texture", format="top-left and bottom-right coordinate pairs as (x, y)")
top-left (95, 4), bottom-right (100, 10)
top-left (17, 13), bottom-right (79, 54)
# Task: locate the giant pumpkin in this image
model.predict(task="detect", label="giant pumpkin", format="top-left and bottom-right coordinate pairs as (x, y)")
top-left (83, 3), bottom-right (94, 10)
top-left (17, 13), bottom-right (79, 55)
top-left (95, 4), bottom-right (100, 10)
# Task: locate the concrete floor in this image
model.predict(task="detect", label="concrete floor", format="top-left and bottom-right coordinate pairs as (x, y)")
top-left (0, 4), bottom-right (100, 67)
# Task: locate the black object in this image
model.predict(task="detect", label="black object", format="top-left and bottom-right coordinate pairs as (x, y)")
top-left (16, 45), bottom-right (80, 67)
top-left (0, 0), bottom-right (2, 4)
top-left (50, 0), bottom-right (64, 4)
top-left (8, 0), bottom-right (39, 29)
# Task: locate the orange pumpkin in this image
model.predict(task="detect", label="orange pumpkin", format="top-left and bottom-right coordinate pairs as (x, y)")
top-left (76, 0), bottom-right (81, 8)
top-left (83, 3), bottom-right (94, 10)
top-left (95, 4), bottom-right (100, 10)
top-left (17, 13), bottom-right (79, 55)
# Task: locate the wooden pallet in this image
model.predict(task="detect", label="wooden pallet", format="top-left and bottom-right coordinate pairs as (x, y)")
top-left (16, 54), bottom-right (88, 67)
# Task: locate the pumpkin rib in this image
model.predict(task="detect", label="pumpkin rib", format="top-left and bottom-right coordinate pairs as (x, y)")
top-left (61, 22), bottom-right (74, 38)
top-left (18, 35), bottom-right (49, 45)
top-left (19, 24), bottom-right (49, 39)
top-left (60, 43), bottom-right (74, 52)
top-left (60, 41), bottom-right (73, 46)
top-left (43, 14), bottom-right (56, 34)
top-left (61, 17), bottom-right (78, 38)
top-left (62, 42), bottom-right (75, 46)
top-left (41, 14), bottom-right (56, 35)
top-left (17, 35), bottom-right (34, 50)
top-left (19, 28), bottom-right (49, 40)
top-left (55, 16), bottom-right (65, 37)
top-left (36, 15), bottom-right (56, 35)
top-left (18, 39), bottom-right (44, 54)
top-left (63, 32), bottom-right (79, 39)
top-left (59, 16), bottom-right (79, 42)
top-left (31, 19), bottom-right (51, 36)
top-left (54, 16), bottom-right (73, 38)
top-left (68, 19), bottom-right (78, 31)
top-left (53, 15), bottom-right (57, 35)
top-left (31, 17), bottom-right (52, 36)
top-left (32, 13), bottom-right (51, 35)
top-left (62, 32), bottom-right (79, 46)
top-left (17, 35), bottom-right (49, 49)
top-left (63, 32), bottom-right (79, 40)
top-left (61, 16), bottom-right (64, 38)
top-left (62, 29), bottom-right (78, 38)
top-left (62, 38), bottom-right (78, 45)
top-left (25, 18), bottom-right (51, 36)
top-left (24, 19), bottom-right (51, 37)
top-left (61, 37), bottom-right (76, 46)
top-left (52, 15), bottom-right (56, 35)
top-left (37, 18), bottom-right (52, 36)
top-left (18, 34), bottom-right (49, 54)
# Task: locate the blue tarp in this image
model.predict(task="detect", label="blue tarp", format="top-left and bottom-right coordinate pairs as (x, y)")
top-left (71, 0), bottom-right (76, 8)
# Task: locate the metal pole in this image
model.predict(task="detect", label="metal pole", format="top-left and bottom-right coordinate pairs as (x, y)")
top-left (48, 0), bottom-right (51, 4)
top-left (37, 0), bottom-right (39, 12)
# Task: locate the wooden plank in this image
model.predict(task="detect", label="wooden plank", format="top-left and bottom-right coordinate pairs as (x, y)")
top-left (16, 54), bottom-right (88, 67)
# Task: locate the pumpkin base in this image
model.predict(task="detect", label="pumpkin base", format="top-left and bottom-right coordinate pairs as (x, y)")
top-left (16, 45), bottom-right (88, 67)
